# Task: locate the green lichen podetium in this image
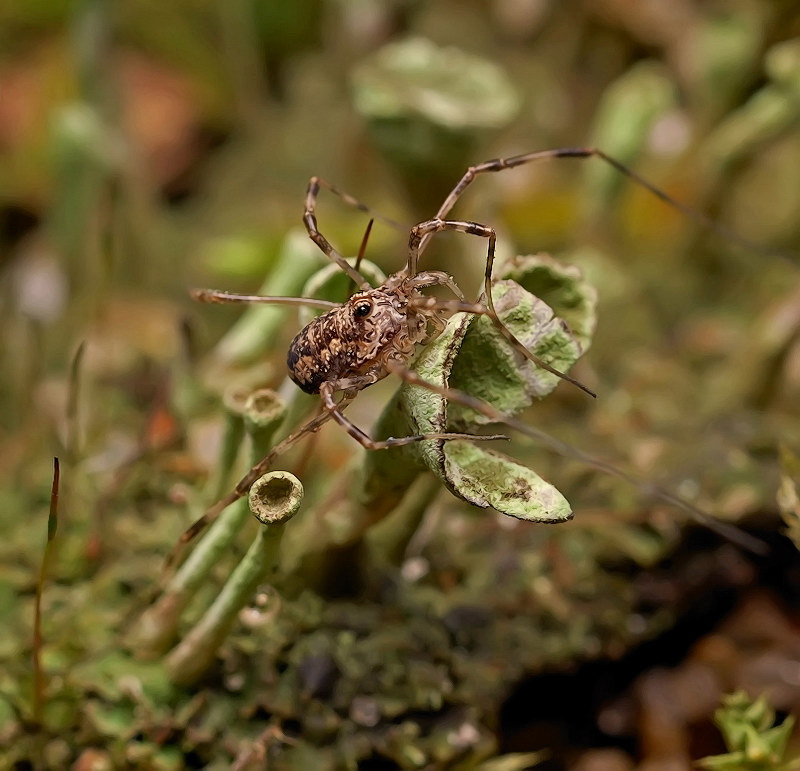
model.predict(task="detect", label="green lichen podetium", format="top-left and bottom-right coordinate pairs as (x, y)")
top-left (365, 254), bottom-right (597, 524)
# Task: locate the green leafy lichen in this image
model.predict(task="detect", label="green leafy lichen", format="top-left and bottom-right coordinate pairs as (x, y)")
top-left (367, 254), bottom-right (596, 523)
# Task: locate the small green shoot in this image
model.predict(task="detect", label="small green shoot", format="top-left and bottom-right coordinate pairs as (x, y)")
top-left (697, 692), bottom-right (799, 771)
top-left (33, 457), bottom-right (60, 725)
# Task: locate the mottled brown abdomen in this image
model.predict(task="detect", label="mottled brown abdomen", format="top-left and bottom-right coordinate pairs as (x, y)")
top-left (286, 289), bottom-right (407, 394)
top-left (287, 310), bottom-right (352, 394)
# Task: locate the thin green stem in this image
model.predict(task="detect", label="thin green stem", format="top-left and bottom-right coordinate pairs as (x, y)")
top-left (166, 472), bottom-right (303, 685)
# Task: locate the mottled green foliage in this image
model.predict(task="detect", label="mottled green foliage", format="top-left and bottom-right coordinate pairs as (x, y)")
top-left (351, 37), bottom-right (521, 211)
top-left (698, 692), bottom-right (799, 771)
top-left (390, 255), bottom-right (595, 522)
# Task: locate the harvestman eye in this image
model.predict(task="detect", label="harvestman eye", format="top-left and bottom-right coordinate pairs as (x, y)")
top-left (354, 300), bottom-right (372, 317)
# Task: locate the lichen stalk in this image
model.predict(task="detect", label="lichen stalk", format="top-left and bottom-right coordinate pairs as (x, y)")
top-left (131, 389), bottom-right (287, 658)
top-left (166, 471), bottom-right (303, 685)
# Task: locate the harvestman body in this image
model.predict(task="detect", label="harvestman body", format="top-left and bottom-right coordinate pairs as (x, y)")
top-left (184, 146), bottom-right (768, 553)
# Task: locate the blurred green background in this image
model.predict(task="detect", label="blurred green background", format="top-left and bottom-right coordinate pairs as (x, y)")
top-left (1, 1), bottom-right (800, 769)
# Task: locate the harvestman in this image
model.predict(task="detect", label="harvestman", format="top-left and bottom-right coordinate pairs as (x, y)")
top-left (184, 147), bottom-right (768, 553)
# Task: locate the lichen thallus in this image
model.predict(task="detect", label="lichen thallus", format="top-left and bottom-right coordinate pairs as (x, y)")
top-left (184, 147), bottom-right (769, 557)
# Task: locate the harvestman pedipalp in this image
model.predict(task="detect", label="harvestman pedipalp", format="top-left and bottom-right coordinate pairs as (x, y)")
top-left (181, 146), bottom-right (771, 555)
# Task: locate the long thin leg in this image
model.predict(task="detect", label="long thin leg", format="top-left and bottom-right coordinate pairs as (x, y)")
top-left (386, 361), bottom-right (766, 554)
top-left (304, 176), bottom-right (413, 291)
top-left (191, 288), bottom-right (339, 311)
top-left (351, 219), bottom-right (373, 294)
top-left (169, 380), bottom-right (506, 567)
top-left (407, 270), bottom-right (466, 300)
top-left (304, 178), bottom-right (372, 290)
top-left (408, 218), bottom-right (596, 398)
top-left (309, 176), bottom-right (407, 232)
top-left (415, 146), bottom-right (778, 260)
top-left (166, 408), bottom-right (336, 568)
top-left (409, 295), bottom-right (596, 398)
top-left (319, 380), bottom-right (506, 449)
